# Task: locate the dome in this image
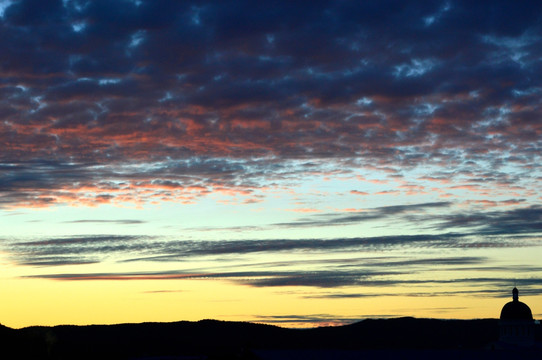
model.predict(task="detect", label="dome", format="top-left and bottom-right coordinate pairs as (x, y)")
top-left (500, 301), bottom-right (533, 320)
top-left (500, 287), bottom-right (533, 321)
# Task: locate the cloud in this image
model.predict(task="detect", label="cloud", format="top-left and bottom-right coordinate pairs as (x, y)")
top-left (12, 231), bottom-right (541, 293)
top-left (19, 269), bottom-right (399, 285)
top-left (268, 202), bottom-right (542, 237)
top-left (5, 234), bottom-right (155, 266)
top-left (274, 202), bottom-right (453, 228)
top-left (4, 198), bottom-right (541, 274)
top-left (63, 219), bottom-right (146, 225)
top-left (0, 158), bottom-right (277, 208)
top-left (252, 314), bottom-right (371, 325)
top-left (5, 225), bottom-right (542, 269)
top-left (433, 205), bottom-right (542, 234)
top-left (306, 287), bottom-right (542, 300)
top-left (142, 290), bottom-right (185, 294)
top-left (0, 1), bottom-right (540, 208)
top-left (16, 256), bottom-right (99, 267)
top-left (21, 267), bottom-right (542, 300)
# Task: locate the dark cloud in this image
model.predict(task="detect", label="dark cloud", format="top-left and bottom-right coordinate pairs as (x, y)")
top-left (5, 224), bottom-right (541, 269)
top-left (22, 267), bottom-right (542, 299)
top-left (25, 269), bottom-right (402, 287)
top-left (6, 235), bottom-right (155, 267)
top-left (433, 205), bottom-right (542, 234)
top-left (304, 202), bottom-right (542, 234)
top-left (16, 256), bottom-right (99, 267)
top-left (307, 287), bottom-right (542, 300)
top-left (63, 219), bottom-right (145, 225)
top-left (142, 290), bottom-right (184, 294)
top-left (4, 198), bottom-right (541, 274)
top-left (0, 0), bottom-right (540, 207)
top-left (241, 270), bottom-right (402, 289)
top-left (13, 234), bottom-right (146, 247)
top-left (276, 202), bottom-right (452, 228)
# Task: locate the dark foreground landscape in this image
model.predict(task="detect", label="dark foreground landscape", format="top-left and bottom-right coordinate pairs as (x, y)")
top-left (1, 318), bottom-right (540, 359)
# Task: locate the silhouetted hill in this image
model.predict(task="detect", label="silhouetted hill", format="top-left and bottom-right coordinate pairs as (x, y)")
top-left (312, 317), bottom-right (501, 349)
top-left (0, 323), bottom-right (51, 358)
top-left (0, 318), bottom-right (540, 359)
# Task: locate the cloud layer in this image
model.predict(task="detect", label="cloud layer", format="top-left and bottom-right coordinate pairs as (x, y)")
top-left (0, 0), bottom-right (541, 207)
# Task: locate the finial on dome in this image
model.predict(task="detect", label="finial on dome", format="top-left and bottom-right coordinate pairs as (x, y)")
top-left (512, 287), bottom-right (518, 302)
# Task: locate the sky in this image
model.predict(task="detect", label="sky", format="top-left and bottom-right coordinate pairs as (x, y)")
top-left (1, 0), bottom-right (541, 328)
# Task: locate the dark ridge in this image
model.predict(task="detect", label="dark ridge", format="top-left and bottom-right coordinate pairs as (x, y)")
top-left (0, 318), bottom-right (540, 359)
top-left (0, 323), bottom-right (51, 358)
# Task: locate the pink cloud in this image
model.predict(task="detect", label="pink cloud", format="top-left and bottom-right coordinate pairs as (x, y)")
top-left (374, 190), bottom-right (400, 196)
top-left (350, 190), bottom-right (369, 195)
top-left (284, 208), bottom-right (322, 213)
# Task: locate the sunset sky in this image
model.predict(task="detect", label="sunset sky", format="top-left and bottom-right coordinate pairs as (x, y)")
top-left (1, 0), bottom-right (541, 328)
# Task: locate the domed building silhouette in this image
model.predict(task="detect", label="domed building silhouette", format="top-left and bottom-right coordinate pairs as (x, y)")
top-left (499, 287), bottom-right (535, 347)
